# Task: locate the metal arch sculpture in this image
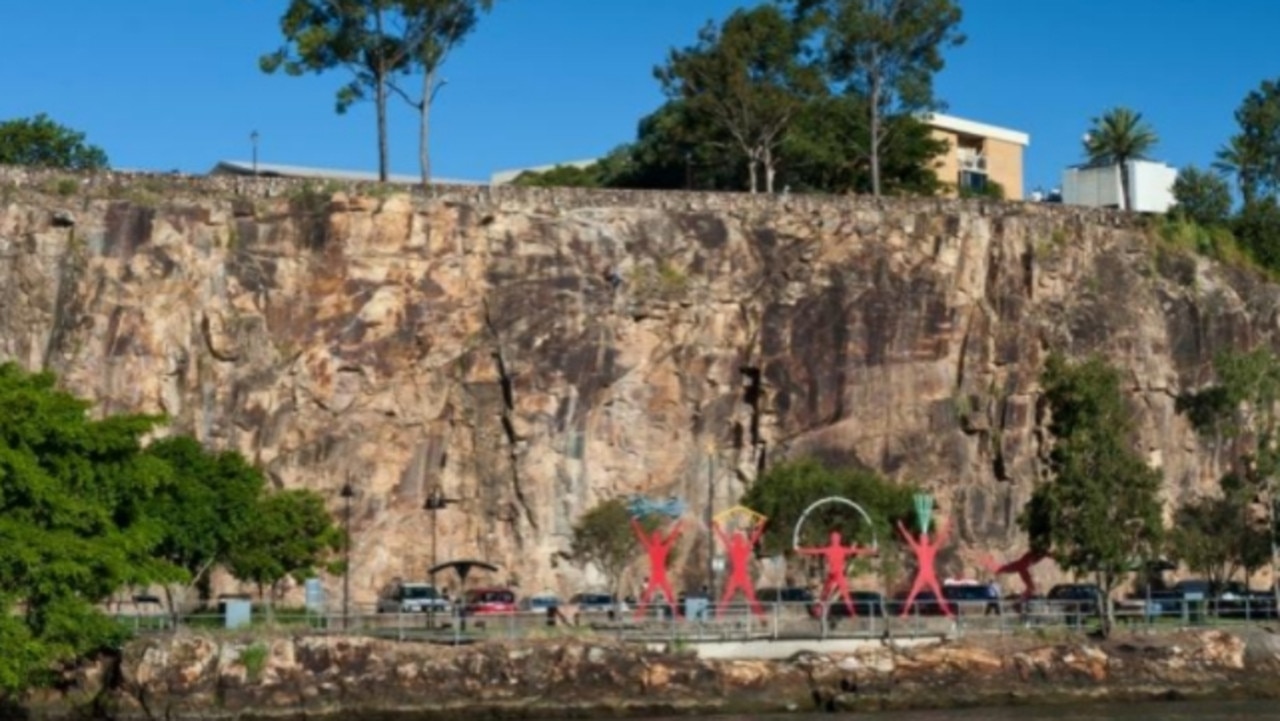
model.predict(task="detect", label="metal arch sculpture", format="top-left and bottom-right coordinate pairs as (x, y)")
top-left (791, 497), bottom-right (880, 618)
top-left (791, 497), bottom-right (879, 552)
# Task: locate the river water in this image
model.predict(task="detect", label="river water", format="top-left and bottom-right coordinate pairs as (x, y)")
top-left (642, 700), bottom-right (1276, 721)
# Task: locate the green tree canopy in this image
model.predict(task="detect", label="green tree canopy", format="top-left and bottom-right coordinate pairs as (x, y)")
top-left (786, 0), bottom-right (964, 196)
top-left (1217, 78), bottom-right (1280, 206)
top-left (1021, 355), bottom-right (1164, 633)
top-left (261, 0), bottom-right (495, 185)
top-left (142, 437), bottom-right (267, 612)
top-left (388, 0), bottom-right (495, 185)
top-left (779, 93), bottom-right (945, 195)
top-left (1233, 197), bottom-right (1280, 270)
top-left (1083, 107), bottom-right (1159, 211)
top-left (1176, 348), bottom-right (1280, 582)
top-left (261, 0), bottom-right (416, 182)
top-left (569, 498), bottom-right (656, 599)
top-left (0, 114), bottom-right (108, 170)
top-left (1172, 165), bottom-right (1233, 227)
top-left (1168, 473), bottom-right (1270, 588)
top-left (511, 163), bottom-right (608, 188)
top-left (741, 458), bottom-right (917, 559)
top-left (226, 489), bottom-right (343, 607)
top-left (0, 363), bottom-right (171, 695)
top-left (1215, 135), bottom-right (1266, 208)
top-left (656, 4), bottom-right (817, 193)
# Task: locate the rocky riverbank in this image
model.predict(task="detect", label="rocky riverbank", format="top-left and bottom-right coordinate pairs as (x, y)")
top-left (23, 628), bottom-right (1280, 719)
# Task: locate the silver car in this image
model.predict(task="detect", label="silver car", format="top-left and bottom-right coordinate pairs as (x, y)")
top-left (377, 583), bottom-right (451, 614)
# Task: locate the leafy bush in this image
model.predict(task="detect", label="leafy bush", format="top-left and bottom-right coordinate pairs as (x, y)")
top-left (1172, 165), bottom-right (1231, 227)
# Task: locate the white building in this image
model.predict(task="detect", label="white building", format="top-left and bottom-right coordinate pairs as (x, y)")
top-left (1061, 160), bottom-right (1177, 213)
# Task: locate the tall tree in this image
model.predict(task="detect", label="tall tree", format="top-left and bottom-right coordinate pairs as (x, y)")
top-left (143, 437), bottom-right (267, 620)
top-left (261, 0), bottom-right (414, 182)
top-left (1021, 355), bottom-right (1164, 635)
top-left (1214, 135), bottom-right (1265, 207)
top-left (1172, 165), bottom-right (1232, 227)
top-left (780, 94), bottom-right (945, 195)
top-left (1168, 473), bottom-right (1271, 589)
top-left (389, 0), bottom-right (495, 186)
top-left (1218, 78), bottom-right (1280, 205)
top-left (1082, 107), bottom-right (1159, 212)
top-left (657, 5), bottom-right (817, 193)
top-left (788, 0), bottom-right (964, 196)
top-left (571, 499), bottom-right (654, 603)
top-left (226, 490), bottom-right (343, 618)
top-left (0, 363), bottom-right (175, 697)
top-left (0, 114), bottom-right (108, 170)
top-left (1177, 348), bottom-right (1280, 600)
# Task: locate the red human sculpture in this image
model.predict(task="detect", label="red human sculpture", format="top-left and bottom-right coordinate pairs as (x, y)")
top-left (631, 518), bottom-right (683, 619)
top-left (714, 519), bottom-right (767, 617)
top-left (982, 549), bottom-right (1048, 602)
top-left (798, 531), bottom-right (878, 617)
top-left (896, 519), bottom-right (953, 618)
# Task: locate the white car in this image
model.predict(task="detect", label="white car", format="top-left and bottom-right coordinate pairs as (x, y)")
top-left (376, 583), bottom-right (451, 614)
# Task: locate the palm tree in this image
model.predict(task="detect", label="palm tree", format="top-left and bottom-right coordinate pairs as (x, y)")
top-left (1083, 107), bottom-right (1159, 211)
top-left (1213, 135), bottom-right (1261, 207)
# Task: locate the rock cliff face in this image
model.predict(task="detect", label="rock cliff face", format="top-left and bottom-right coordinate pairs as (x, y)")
top-left (0, 168), bottom-right (1272, 602)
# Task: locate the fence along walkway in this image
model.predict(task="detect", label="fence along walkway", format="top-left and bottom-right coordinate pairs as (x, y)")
top-left (114, 595), bottom-right (1280, 643)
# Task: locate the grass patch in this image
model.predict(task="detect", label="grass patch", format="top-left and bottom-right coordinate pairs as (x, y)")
top-left (1150, 214), bottom-right (1274, 280)
top-left (239, 643), bottom-right (269, 681)
top-left (656, 261), bottom-right (688, 294)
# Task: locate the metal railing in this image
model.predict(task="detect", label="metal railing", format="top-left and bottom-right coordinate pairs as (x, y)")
top-left (110, 594), bottom-right (1280, 644)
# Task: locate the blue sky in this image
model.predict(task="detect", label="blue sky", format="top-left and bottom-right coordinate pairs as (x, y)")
top-left (1, 1), bottom-right (1275, 192)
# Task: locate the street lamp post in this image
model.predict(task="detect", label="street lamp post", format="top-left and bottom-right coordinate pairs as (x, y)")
top-left (340, 480), bottom-right (355, 629)
top-left (424, 487), bottom-right (458, 628)
top-left (705, 444), bottom-right (716, 602)
top-left (250, 130), bottom-right (259, 176)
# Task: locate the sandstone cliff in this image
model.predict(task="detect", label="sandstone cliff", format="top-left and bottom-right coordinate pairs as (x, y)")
top-left (0, 168), bottom-right (1269, 603)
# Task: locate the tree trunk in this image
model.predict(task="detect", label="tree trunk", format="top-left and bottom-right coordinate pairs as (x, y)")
top-left (764, 145), bottom-right (776, 194)
top-left (1118, 161), bottom-right (1130, 211)
top-left (375, 75), bottom-right (390, 183)
top-left (419, 68), bottom-right (434, 189)
top-left (747, 157), bottom-right (759, 194)
top-left (869, 74), bottom-right (882, 197)
top-left (1098, 572), bottom-right (1114, 638)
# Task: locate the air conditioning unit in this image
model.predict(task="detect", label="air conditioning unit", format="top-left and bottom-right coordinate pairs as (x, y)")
top-left (958, 153), bottom-right (987, 172)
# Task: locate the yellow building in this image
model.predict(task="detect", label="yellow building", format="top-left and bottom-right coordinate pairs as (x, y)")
top-left (923, 113), bottom-right (1030, 200)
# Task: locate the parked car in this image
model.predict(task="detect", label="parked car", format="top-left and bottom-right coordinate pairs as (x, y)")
top-left (943, 583), bottom-right (1001, 616)
top-left (758, 586), bottom-right (815, 615)
top-left (461, 587), bottom-right (517, 616)
top-left (809, 591), bottom-right (886, 621)
top-left (1139, 580), bottom-right (1277, 620)
top-left (376, 582), bottom-right (450, 614)
top-left (888, 589), bottom-right (951, 616)
top-left (518, 593), bottom-right (562, 612)
top-left (1046, 584), bottom-right (1102, 622)
top-left (566, 592), bottom-right (627, 622)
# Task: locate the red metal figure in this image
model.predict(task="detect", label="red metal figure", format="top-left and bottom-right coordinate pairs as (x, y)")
top-left (798, 531), bottom-right (878, 617)
top-left (982, 549), bottom-right (1047, 602)
top-left (896, 519), bottom-right (953, 618)
top-left (631, 517), bottom-right (682, 619)
top-left (714, 519), bottom-right (767, 617)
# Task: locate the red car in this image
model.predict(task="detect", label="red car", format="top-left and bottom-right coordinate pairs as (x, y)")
top-left (461, 587), bottom-right (517, 616)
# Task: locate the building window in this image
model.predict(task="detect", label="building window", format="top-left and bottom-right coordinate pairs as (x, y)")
top-left (959, 171), bottom-right (987, 193)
